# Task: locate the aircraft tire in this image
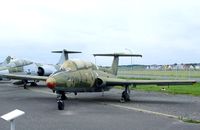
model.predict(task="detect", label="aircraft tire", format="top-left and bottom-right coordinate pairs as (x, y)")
top-left (122, 91), bottom-right (130, 102)
top-left (57, 100), bottom-right (65, 110)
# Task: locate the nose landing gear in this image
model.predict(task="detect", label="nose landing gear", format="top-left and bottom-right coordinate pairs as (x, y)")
top-left (56, 91), bottom-right (67, 110)
top-left (57, 99), bottom-right (65, 110)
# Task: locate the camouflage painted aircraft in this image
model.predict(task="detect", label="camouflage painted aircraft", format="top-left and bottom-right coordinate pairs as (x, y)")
top-left (0, 56), bottom-right (33, 79)
top-left (23, 49), bottom-right (82, 77)
top-left (0, 56), bottom-right (13, 66)
top-left (9, 49), bottom-right (81, 87)
top-left (2, 53), bottom-right (196, 110)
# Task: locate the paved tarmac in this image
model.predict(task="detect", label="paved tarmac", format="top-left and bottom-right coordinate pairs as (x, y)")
top-left (0, 81), bottom-right (200, 130)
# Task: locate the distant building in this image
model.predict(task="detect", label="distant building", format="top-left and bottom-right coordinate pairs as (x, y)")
top-left (195, 65), bottom-right (200, 70)
top-left (145, 63), bottom-right (200, 71)
top-left (146, 65), bottom-right (162, 70)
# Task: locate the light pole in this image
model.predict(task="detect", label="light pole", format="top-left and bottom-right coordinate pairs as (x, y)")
top-left (125, 48), bottom-right (133, 70)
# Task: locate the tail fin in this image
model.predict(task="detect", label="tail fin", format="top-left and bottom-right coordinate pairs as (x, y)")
top-left (93, 53), bottom-right (142, 75)
top-left (52, 49), bottom-right (81, 64)
top-left (2, 56), bottom-right (13, 65)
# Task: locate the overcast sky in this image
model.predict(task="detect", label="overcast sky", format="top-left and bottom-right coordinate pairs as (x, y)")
top-left (0, 0), bottom-right (200, 65)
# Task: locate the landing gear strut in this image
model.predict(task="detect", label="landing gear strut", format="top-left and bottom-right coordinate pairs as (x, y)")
top-left (22, 80), bottom-right (38, 89)
top-left (61, 93), bottom-right (67, 100)
top-left (23, 80), bottom-right (28, 89)
top-left (120, 86), bottom-right (130, 102)
top-left (57, 94), bottom-right (65, 110)
top-left (23, 83), bottom-right (27, 89)
top-left (56, 91), bottom-right (67, 110)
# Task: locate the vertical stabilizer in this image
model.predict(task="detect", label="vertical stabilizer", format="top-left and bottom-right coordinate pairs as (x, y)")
top-left (1, 56), bottom-right (13, 65)
top-left (5, 56), bottom-right (12, 64)
top-left (52, 49), bottom-right (81, 64)
top-left (111, 55), bottom-right (119, 75)
top-left (93, 53), bottom-right (142, 75)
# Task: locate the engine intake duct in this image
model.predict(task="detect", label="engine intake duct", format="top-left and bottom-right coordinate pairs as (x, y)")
top-left (37, 67), bottom-right (44, 76)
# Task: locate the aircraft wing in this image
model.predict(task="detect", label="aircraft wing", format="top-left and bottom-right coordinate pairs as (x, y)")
top-left (98, 77), bottom-right (196, 86)
top-left (2, 74), bottom-right (48, 81)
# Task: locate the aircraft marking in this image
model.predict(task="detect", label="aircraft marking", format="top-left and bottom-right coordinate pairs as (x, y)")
top-left (108, 103), bottom-right (180, 120)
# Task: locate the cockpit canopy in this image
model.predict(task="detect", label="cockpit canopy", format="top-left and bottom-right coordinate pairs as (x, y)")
top-left (60, 60), bottom-right (97, 71)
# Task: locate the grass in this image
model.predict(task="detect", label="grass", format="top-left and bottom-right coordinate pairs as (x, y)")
top-left (115, 84), bottom-right (200, 96)
top-left (118, 70), bottom-right (200, 78)
top-left (116, 69), bottom-right (200, 96)
top-left (132, 83), bottom-right (200, 96)
top-left (116, 70), bottom-right (200, 123)
top-left (116, 76), bottom-right (200, 96)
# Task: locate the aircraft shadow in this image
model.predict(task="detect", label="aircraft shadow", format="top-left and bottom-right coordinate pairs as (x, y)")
top-left (64, 95), bottom-right (190, 106)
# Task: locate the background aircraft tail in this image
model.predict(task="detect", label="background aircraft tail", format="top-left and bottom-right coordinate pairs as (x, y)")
top-left (1, 56), bottom-right (13, 66)
top-left (52, 49), bottom-right (81, 64)
top-left (93, 53), bottom-right (142, 75)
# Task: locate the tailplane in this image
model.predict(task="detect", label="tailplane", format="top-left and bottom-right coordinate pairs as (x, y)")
top-left (93, 53), bottom-right (142, 75)
top-left (52, 49), bottom-right (81, 64)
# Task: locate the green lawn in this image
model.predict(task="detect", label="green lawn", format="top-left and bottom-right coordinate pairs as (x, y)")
top-left (115, 83), bottom-right (200, 96)
top-left (118, 70), bottom-right (200, 78)
top-left (116, 70), bottom-right (200, 96)
top-left (132, 83), bottom-right (200, 96)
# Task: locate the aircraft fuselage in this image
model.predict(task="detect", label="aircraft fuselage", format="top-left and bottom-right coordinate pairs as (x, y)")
top-left (49, 69), bottom-right (114, 92)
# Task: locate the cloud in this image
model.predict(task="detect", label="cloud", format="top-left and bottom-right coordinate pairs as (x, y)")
top-left (0, 0), bottom-right (200, 65)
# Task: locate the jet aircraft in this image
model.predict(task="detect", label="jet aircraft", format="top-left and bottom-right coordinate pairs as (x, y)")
top-left (0, 56), bottom-right (13, 66)
top-left (9, 49), bottom-right (81, 87)
top-left (24, 49), bottom-right (82, 77)
top-left (2, 52), bottom-right (196, 110)
top-left (0, 56), bottom-right (33, 79)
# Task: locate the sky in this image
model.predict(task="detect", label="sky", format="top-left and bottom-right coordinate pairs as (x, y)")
top-left (0, 0), bottom-right (200, 66)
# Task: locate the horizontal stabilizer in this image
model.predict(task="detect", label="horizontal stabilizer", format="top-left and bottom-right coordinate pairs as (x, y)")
top-left (52, 49), bottom-right (82, 64)
top-left (52, 49), bottom-right (81, 54)
top-left (93, 52), bottom-right (142, 75)
top-left (93, 53), bottom-right (142, 57)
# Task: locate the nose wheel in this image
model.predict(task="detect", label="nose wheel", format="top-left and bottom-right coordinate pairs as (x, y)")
top-left (57, 99), bottom-right (65, 110)
top-left (56, 91), bottom-right (67, 110)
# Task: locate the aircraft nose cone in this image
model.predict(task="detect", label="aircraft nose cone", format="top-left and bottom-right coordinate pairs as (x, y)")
top-left (46, 77), bottom-right (56, 89)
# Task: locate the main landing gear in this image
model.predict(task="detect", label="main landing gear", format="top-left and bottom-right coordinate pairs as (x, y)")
top-left (56, 91), bottom-right (67, 110)
top-left (23, 83), bottom-right (27, 89)
top-left (30, 82), bottom-right (38, 86)
top-left (22, 80), bottom-right (28, 89)
top-left (120, 86), bottom-right (130, 103)
top-left (22, 80), bottom-right (38, 89)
